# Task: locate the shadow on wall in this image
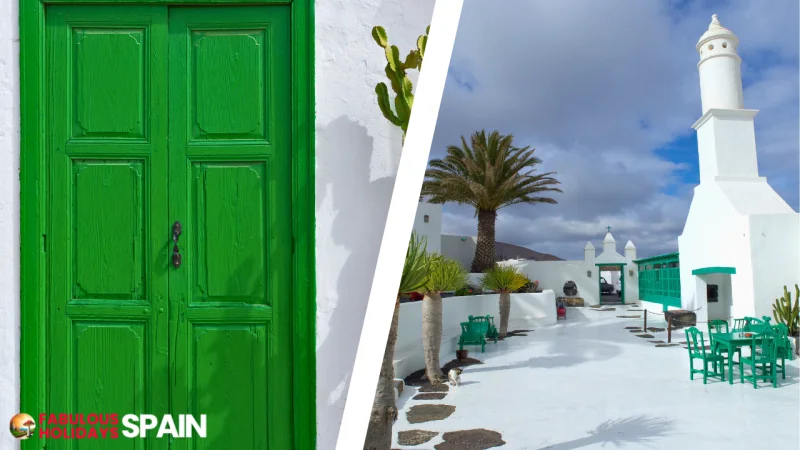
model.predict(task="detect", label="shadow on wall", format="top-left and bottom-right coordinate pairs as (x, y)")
top-left (315, 116), bottom-right (398, 444)
top-left (538, 415), bottom-right (679, 450)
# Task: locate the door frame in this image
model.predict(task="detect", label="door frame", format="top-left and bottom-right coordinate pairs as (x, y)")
top-left (19, 0), bottom-right (316, 448)
top-left (597, 263), bottom-right (625, 304)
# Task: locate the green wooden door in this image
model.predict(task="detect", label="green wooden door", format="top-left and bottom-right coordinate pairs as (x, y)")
top-left (45, 5), bottom-right (293, 449)
top-left (167, 7), bottom-right (293, 450)
top-left (47, 7), bottom-right (170, 449)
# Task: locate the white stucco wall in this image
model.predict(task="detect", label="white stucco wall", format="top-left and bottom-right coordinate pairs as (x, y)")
top-left (501, 258), bottom-right (640, 306)
top-left (314, 1), bottom-right (435, 447)
top-left (441, 234), bottom-right (478, 270)
top-left (412, 202), bottom-right (442, 253)
top-left (0, 1), bottom-right (436, 448)
top-left (0, 0), bottom-right (20, 439)
top-left (393, 291), bottom-right (557, 379)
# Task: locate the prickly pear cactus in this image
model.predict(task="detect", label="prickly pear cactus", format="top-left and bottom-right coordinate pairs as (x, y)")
top-left (371, 25), bottom-right (430, 142)
top-left (772, 284), bottom-right (800, 335)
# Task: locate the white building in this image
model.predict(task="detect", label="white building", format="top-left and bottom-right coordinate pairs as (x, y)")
top-left (413, 203), bottom-right (640, 305)
top-left (678, 15), bottom-right (800, 324)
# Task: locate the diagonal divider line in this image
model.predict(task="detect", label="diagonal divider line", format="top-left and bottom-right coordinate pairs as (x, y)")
top-left (333, 1), bottom-right (464, 449)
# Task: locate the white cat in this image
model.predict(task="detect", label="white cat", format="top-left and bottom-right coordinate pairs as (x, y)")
top-left (448, 367), bottom-right (463, 387)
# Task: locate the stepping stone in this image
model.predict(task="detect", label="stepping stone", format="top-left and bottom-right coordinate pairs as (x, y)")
top-left (398, 430), bottom-right (439, 446)
top-left (647, 327), bottom-right (666, 332)
top-left (627, 309), bottom-right (644, 312)
top-left (617, 315), bottom-right (641, 318)
top-left (418, 383), bottom-right (449, 393)
top-left (649, 340), bottom-right (665, 344)
top-left (434, 429), bottom-right (506, 450)
top-left (624, 326), bottom-right (640, 329)
top-left (629, 329), bottom-right (643, 333)
top-left (656, 343), bottom-right (681, 348)
top-left (636, 334), bottom-right (655, 338)
top-left (407, 405), bottom-right (456, 424)
top-left (413, 393), bottom-right (447, 400)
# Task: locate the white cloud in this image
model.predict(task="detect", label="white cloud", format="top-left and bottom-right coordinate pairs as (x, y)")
top-left (430, 0), bottom-right (799, 261)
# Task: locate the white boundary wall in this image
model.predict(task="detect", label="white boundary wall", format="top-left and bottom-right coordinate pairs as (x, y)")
top-left (393, 290), bottom-right (556, 379)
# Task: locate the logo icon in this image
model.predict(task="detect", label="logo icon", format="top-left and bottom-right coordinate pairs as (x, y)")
top-left (9, 413), bottom-right (36, 440)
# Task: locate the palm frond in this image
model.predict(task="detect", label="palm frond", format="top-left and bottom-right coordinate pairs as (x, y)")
top-left (399, 232), bottom-right (430, 296)
top-left (422, 130), bottom-right (562, 212)
top-left (422, 253), bottom-right (469, 294)
top-left (480, 264), bottom-right (528, 292)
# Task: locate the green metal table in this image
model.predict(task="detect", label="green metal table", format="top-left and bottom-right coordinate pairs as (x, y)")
top-left (711, 332), bottom-right (770, 384)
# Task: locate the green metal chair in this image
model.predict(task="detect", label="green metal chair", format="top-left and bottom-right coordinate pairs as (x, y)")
top-left (739, 330), bottom-right (779, 388)
top-left (458, 321), bottom-right (487, 353)
top-left (708, 320), bottom-right (741, 363)
top-left (731, 318), bottom-right (748, 332)
top-left (468, 315), bottom-right (498, 342)
top-left (743, 316), bottom-right (770, 333)
top-left (686, 327), bottom-right (727, 384)
top-left (770, 324), bottom-right (790, 379)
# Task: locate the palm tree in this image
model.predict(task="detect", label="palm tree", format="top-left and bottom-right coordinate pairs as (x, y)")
top-left (420, 254), bottom-right (469, 383)
top-left (364, 232), bottom-right (430, 450)
top-left (481, 264), bottom-right (529, 338)
top-left (422, 130), bottom-right (562, 273)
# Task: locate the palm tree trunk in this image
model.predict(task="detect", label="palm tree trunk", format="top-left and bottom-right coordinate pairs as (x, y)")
top-left (498, 291), bottom-right (511, 338)
top-left (471, 209), bottom-right (497, 273)
top-left (364, 298), bottom-right (401, 450)
top-left (422, 292), bottom-right (445, 383)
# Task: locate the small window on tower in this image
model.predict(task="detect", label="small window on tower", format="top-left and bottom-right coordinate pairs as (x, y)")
top-left (423, 215), bottom-right (430, 223)
top-left (708, 44), bottom-right (714, 50)
top-left (722, 42), bottom-right (728, 48)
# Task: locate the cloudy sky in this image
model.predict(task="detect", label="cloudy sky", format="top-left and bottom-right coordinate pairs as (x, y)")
top-left (428, 0), bottom-right (800, 261)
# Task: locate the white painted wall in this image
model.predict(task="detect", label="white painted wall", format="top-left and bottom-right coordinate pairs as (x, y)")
top-left (501, 255), bottom-right (640, 306)
top-left (441, 234), bottom-right (478, 270)
top-left (412, 202), bottom-right (442, 253)
top-left (0, 0), bottom-right (20, 442)
top-left (393, 291), bottom-right (557, 379)
top-left (0, 1), bottom-right (436, 448)
top-left (314, 1), bottom-right (434, 447)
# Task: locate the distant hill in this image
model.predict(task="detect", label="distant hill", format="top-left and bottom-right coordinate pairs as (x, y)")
top-left (495, 241), bottom-right (563, 261)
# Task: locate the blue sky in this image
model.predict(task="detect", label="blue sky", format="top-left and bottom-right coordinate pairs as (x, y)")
top-left (429, 0), bottom-right (799, 260)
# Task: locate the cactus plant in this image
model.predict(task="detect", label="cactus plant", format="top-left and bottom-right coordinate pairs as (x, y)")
top-left (371, 25), bottom-right (429, 142)
top-left (772, 284), bottom-right (800, 336)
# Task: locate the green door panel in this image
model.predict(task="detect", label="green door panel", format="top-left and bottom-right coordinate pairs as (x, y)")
top-left (45, 5), bottom-right (294, 449)
top-left (46, 5), bottom-right (170, 450)
top-left (168, 6), bottom-right (293, 450)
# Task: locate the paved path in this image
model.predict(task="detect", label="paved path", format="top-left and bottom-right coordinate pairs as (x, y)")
top-left (392, 307), bottom-right (800, 449)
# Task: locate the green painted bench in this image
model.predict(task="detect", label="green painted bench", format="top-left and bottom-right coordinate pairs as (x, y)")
top-left (458, 321), bottom-right (487, 353)
top-left (468, 315), bottom-right (499, 342)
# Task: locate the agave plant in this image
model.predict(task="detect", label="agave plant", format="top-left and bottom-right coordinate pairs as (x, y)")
top-left (481, 264), bottom-right (529, 338)
top-left (365, 232), bottom-right (430, 449)
top-left (419, 254), bottom-right (469, 383)
top-left (772, 284), bottom-right (800, 336)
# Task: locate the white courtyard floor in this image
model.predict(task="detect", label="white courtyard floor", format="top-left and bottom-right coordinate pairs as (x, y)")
top-left (392, 306), bottom-right (800, 449)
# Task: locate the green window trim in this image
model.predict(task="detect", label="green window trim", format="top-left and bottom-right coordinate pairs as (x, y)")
top-left (19, 1), bottom-right (316, 448)
top-left (692, 266), bottom-right (736, 275)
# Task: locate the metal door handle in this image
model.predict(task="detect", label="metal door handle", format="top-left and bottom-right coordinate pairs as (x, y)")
top-left (172, 221), bottom-right (182, 268)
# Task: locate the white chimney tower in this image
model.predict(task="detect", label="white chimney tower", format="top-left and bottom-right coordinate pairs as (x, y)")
top-left (692, 15), bottom-right (760, 183)
top-left (697, 14), bottom-right (743, 113)
top-left (678, 15), bottom-right (799, 325)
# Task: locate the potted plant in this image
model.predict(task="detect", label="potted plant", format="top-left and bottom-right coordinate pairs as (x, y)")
top-left (772, 284), bottom-right (800, 356)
